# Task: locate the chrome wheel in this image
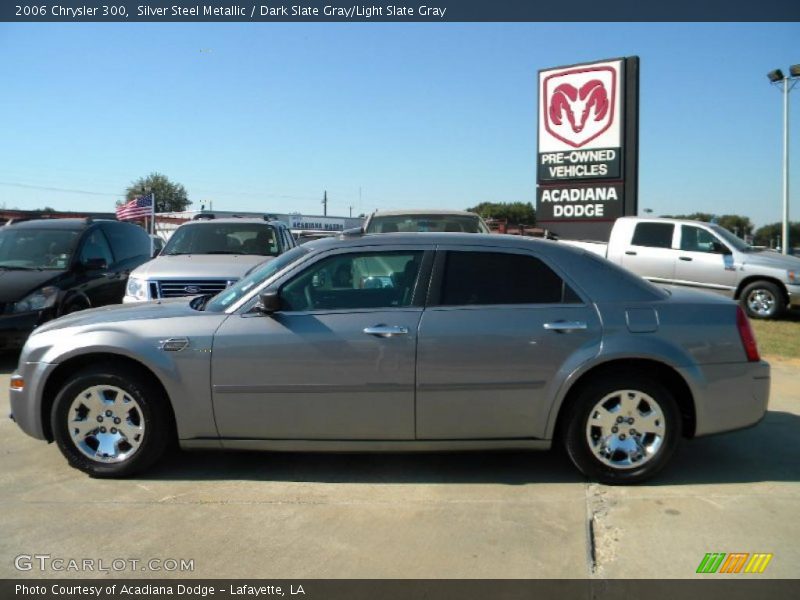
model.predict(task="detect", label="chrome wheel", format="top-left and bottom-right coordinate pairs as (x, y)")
top-left (67, 385), bottom-right (145, 463)
top-left (585, 389), bottom-right (665, 470)
top-left (747, 288), bottom-right (776, 317)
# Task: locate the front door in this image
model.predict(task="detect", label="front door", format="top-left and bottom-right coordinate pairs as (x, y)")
top-left (673, 224), bottom-right (738, 292)
top-left (211, 248), bottom-right (429, 440)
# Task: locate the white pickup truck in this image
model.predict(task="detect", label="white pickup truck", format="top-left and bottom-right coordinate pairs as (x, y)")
top-left (562, 216), bottom-right (800, 319)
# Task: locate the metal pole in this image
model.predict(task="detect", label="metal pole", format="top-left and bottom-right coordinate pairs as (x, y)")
top-left (782, 76), bottom-right (790, 255)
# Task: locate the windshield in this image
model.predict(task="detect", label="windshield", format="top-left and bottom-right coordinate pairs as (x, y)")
top-left (0, 228), bottom-right (80, 270)
top-left (163, 222), bottom-right (280, 256)
top-left (365, 214), bottom-right (489, 234)
top-left (204, 245), bottom-right (310, 312)
top-left (711, 225), bottom-right (751, 252)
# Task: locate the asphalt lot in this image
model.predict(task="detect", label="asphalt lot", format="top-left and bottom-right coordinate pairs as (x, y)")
top-left (0, 351), bottom-right (798, 579)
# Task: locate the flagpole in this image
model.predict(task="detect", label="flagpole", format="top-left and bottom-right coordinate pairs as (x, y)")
top-left (150, 192), bottom-right (156, 256)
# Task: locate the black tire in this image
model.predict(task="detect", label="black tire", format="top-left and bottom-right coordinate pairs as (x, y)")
top-left (740, 280), bottom-right (785, 320)
top-left (51, 364), bottom-right (174, 478)
top-left (563, 374), bottom-right (681, 485)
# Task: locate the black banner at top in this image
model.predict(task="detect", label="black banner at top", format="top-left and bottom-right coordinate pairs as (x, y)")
top-left (2, 0), bottom-right (799, 22)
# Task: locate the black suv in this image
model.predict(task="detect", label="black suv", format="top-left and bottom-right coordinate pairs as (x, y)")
top-left (0, 218), bottom-right (151, 350)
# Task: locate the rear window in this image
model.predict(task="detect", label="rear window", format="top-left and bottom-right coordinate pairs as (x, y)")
top-left (631, 223), bottom-right (674, 249)
top-left (438, 251), bottom-right (577, 306)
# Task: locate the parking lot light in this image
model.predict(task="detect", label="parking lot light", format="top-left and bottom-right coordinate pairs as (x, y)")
top-left (768, 65), bottom-right (800, 255)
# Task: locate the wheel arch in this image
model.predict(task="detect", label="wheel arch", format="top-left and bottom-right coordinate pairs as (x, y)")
top-left (40, 352), bottom-right (176, 442)
top-left (551, 358), bottom-right (697, 442)
top-left (734, 276), bottom-right (788, 305)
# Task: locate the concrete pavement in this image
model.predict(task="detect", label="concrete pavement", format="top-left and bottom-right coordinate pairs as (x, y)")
top-left (0, 352), bottom-right (798, 579)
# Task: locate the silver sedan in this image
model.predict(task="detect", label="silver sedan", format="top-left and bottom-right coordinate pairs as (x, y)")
top-left (9, 233), bottom-right (770, 484)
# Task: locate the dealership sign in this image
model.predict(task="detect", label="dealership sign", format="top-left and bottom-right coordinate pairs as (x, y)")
top-left (536, 57), bottom-right (639, 240)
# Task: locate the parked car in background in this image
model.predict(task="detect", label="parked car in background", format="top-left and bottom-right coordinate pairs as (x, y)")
top-left (562, 217), bottom-right (800, 319)
top-left (363, 209), bottom-right (490, 234)
top-left (11, 233), bottom-right (768, 483)
top-left (123, 216), bottom-right (296, 302)
top-left (0, 218), bottom-right (151, 350)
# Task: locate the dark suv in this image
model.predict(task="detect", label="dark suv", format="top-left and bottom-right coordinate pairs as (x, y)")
top-left (0, 218), bottom-right (151, 350)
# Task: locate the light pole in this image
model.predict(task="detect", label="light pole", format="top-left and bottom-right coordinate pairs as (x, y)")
top-left (768, 65), bottom-right (800, 255)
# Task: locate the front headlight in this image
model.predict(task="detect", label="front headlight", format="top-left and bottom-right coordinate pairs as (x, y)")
top-left (126, 277), bottom-right (149, 300)
top-left (11, 286), bottom-right (59, 313)
top-left (787, 270), bottom-right (800, 284)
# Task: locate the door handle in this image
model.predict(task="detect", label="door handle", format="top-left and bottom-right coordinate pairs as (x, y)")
top-left (679, 256), bottom-right (693, 261)
top-left (625, 250), bottom-right (637, 256)
top-left (543, 321), bottom-right (588, 332)
top-left (363, 325), bottom-right (409, 338)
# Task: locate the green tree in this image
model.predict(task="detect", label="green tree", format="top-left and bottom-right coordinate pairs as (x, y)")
top-left (753, 222), bottom-right (800, 248)
top-left (467, 202), bottom-right (536, 226)
top-left (124, 172), bottom-right (191, 213)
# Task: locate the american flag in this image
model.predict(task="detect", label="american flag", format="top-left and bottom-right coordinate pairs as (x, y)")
top-left (116, 193), bottom-right (154, 221)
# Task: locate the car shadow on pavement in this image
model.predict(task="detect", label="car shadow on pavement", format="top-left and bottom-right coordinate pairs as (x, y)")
top-left (142, 409), bottom-right (800, 485)
top-left (147, 448), bottom-right (584, 485)
top-left (651, 409), bottom-right (800, 486)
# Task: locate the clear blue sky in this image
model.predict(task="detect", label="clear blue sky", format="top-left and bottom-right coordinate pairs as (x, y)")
top-left (0, 23), bottom-right (797, 226)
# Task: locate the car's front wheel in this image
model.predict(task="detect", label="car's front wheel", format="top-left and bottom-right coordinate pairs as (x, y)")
top-left (740, 280), bottom-right (785, 320)
top-left (51, 365), bottom-right (173, 478)
top-left (563, 374), bottom-right (681, 485)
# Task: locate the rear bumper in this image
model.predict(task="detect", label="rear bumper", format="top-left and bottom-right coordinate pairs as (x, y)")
top-left (686, 360), bottom-right (770, 437)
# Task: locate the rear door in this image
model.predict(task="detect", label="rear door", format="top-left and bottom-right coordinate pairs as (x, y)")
top-left (416, 247), bottom-right (601, 440)
top-left (620, 221), bottom-right (677, 282)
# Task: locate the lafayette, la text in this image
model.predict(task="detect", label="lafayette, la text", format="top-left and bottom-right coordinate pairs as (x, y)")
top-left (137, 5), bottom-right (447, 18)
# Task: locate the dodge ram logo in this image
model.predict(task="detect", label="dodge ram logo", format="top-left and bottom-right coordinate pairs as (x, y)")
top-left (543, 66), bottom-right (616, 148)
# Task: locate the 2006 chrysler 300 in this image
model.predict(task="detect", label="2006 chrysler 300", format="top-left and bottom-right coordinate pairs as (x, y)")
top-left (9, 233), bottom-right (770, 484)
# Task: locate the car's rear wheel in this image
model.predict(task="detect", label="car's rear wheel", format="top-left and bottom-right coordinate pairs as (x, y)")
top-left (741, 280), bottom-right (785, 320)
top-left (563, 374), bottom-right (681, 484)
top-left (51, 365), bottom-right (173, 478)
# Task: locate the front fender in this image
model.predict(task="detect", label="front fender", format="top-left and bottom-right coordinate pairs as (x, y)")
top-left (25, 326), bottom-right (219, 441)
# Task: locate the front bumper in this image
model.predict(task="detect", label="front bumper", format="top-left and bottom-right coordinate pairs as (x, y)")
top-left (786, 283), bottom-right (800, 308)
top-left (0, 311), bottom-right (46, 351)
top-left (688, 360), bottom-right (770, 437)
top-left (9, 359), bottom-right (59, 441)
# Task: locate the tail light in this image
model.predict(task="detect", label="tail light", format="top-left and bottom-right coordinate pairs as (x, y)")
top-left (736, 306), bottom-right (760, 362)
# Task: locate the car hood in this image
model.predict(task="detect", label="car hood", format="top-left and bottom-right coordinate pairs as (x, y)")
top-left (0, 269), bottom-right (64, 303)
top-left (131, 255), bottom-right (273, 279)
top-left (741, 250), bottom-right (800, 270)
top-left (33, 298), bottom-right (202, 334)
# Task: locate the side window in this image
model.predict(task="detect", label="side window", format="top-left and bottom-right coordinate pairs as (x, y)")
top-left (281, 251), bottom-right (424, 311)
top-left (439, 251), bottom-right (576, 306)
top-left (680, 225), bottom-right (721, 253)
top-left (78, 229), bottom-right (114, 267)
top-left (631, 223), bottom-right (675, 249)
top-left (103, 223), bottom-right (149, 262)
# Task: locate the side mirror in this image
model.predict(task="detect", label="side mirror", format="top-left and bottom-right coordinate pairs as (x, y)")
top-left (256, 289), bottom-right (281, 315)
top-left (712, 241), bottom-right (731, 255)
top-left (151, 247), bottom-right (161, 258)
top-left (82, 257), bottom-right (107, 271)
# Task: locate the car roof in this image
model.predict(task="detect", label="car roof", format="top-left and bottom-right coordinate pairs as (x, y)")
top-left (369, 209), bottom-right (481, 218)
top-left (182, 218), bottom-right (287, 226)
top-left (3, 218), bottom-right (100, 230)
top-left (304, 231), bottom-right (565, 254)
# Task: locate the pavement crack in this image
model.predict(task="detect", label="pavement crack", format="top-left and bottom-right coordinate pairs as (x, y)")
top-left (585, 482), bottom-right (620, 577)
